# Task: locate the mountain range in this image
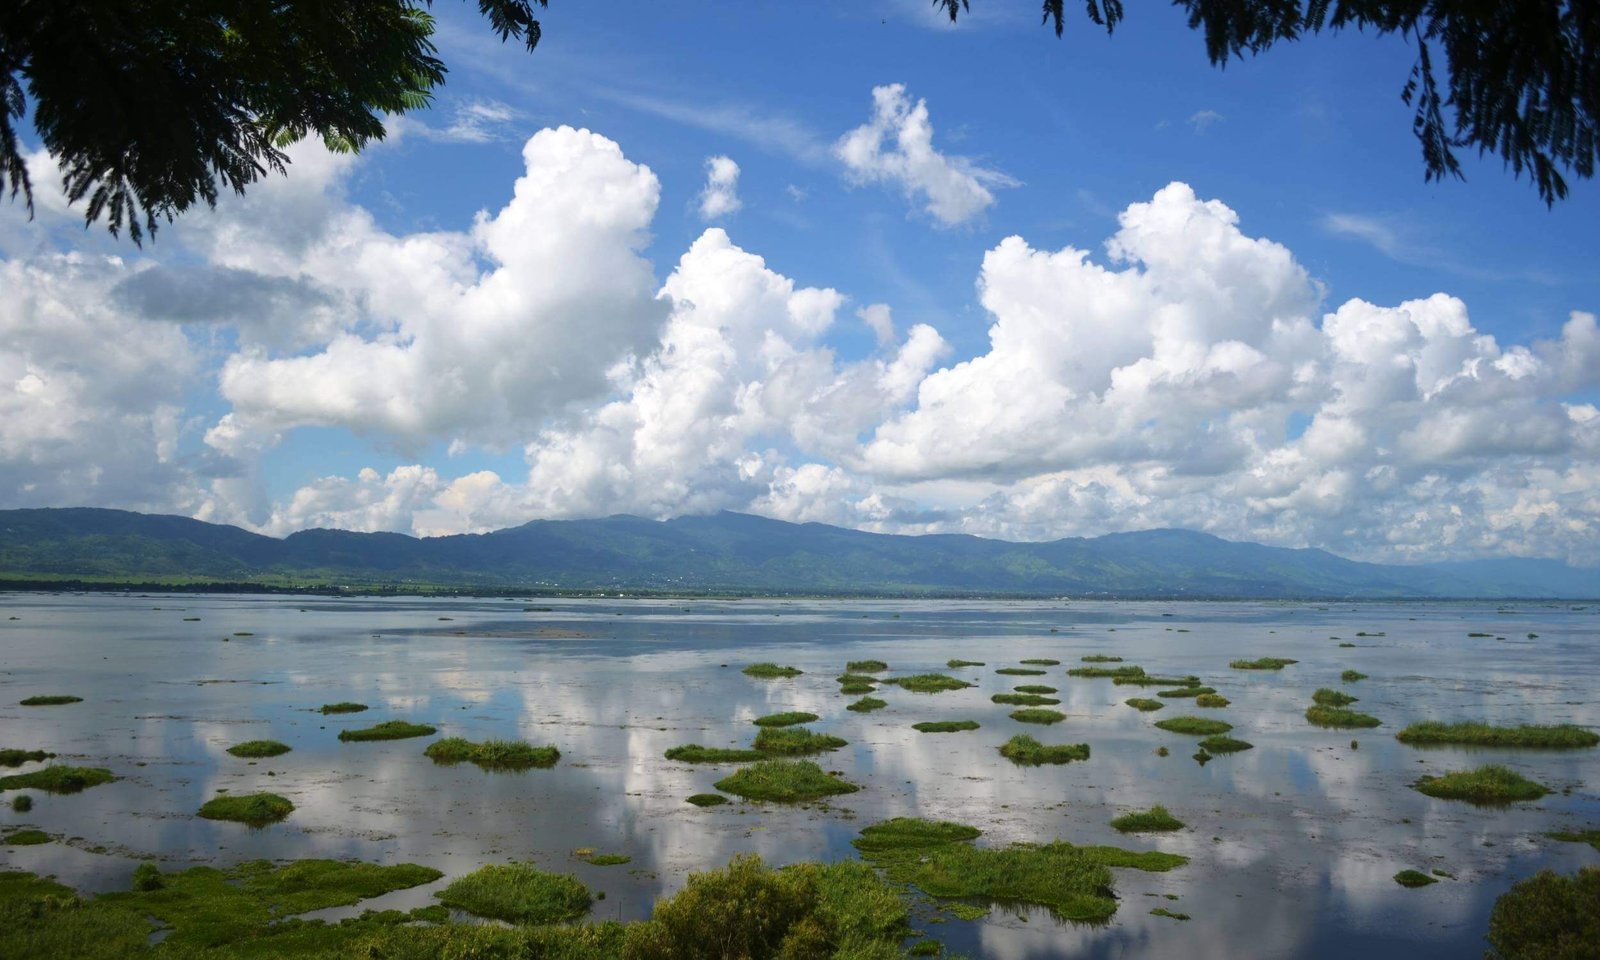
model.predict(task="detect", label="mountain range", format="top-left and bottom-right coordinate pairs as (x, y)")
top-left (0, 507), bottom-right (1593, 599)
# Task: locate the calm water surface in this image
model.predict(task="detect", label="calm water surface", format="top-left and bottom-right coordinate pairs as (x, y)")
top-left (2, 593), bottom-right (1598, 957)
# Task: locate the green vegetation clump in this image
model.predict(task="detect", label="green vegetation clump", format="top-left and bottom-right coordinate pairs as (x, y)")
top-left (1394, 869), bottom-right (1438, 887)
top-left (1230, 657), bottom-right (1298, 670)
top-left (835, 673), bottom-right (878, 686)
top-left (319, 702), bottom-right (368, 714)
top-left (851, 817), bottom-right (981, 853)
top-left (197, 792), bottom-right (294, 825)
top-left (991, 692), bottom-right (1060, 706)
top-left (846, 660), bottom-right (888, 672)
top-left (436, 863), bottom-right (591, 924)
top-left (995, 667), bottom-right (1046, 676)
top-left (752, 727), bottom-right (848, 756)
top-left (713, 760), bottom-right (860, 802)
top-left (1312, 688), bottom-right (1359, 707)
top-left (1485, 867), bottom-right (1599, 960)
top-left (1154, 717), bottom-right (1233, 736)
top-left (1194, 693), bottom-right (1231, 708)
top-left (685, 793), bottom-right (728, 807)
top-left (1019, 658), bottom-right (1061, 666)
top-left (742, 663), bottom-right (803, 678)
top-left (1197, 735), bottom-right (1254, 754)
top-left (1413, 765), bottom-right (1550, 804)
top-left (912, 720), bottom-right (980, 733)
top-left (3, 829), bottom-right (51, 845)
top-left (1113, 674), bottom-right (1202, 687)
top-left (1010, 708), bottom-right (1066, 724)
top-left (845, 696), bottom-right (887, 713)
top-left (838, 681), bottom-right (875, 694)
top-left (0, 750), bottom-right (54, 767)
top-left (423, 737), bottom-right (560, 769)
top-left (1545, 829), bottom-right (1600, 851)
top-left (1305, 705), bottom-right (1381, 728)
top-left (1341, 670), bottom-right (1368, 682)
top-left (18, 696), bottom-right (81, 706)
top-left (663, 744), bottom-right (764, 763)
top-left (1068, 664), bottom-right (1145, 678)
top-left (946, 659), bottom-right (985, 668)
top-left (581, 854), bottom-right (630, 866)
top-left (338, 720), bottom-right (436, 742)
top-left (1080, 655), bottom-right (1123, 662)
top-left (1157, 686), bottom-right (1215, 698)
top-left (1125, 698), bottom-right (1165, 712)
top-left (1013, 684), bottom-right (1057, 694)
top-left (1150, 907), bottom-right (1190, 920)
top-left (11, 795), bottom-right (32, 812)
top-left (999, 735), bottom-right (1089, 765)
top-left (0, 765), bottom-right (115, 794)
top-left (1109, 806), bottom-right (1185, 833)
top-left (887, 674), bottom-right (973, 693)
top-left (752, 711), bottom-right (819, 728)
top-left (1395, 722), bottom-right (1599, 749)
top-left (226, 740), bottom-right (291, 759)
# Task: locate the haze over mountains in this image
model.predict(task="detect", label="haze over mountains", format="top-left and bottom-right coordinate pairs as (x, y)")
top-left (0, 508), bottom-right (1593, 599)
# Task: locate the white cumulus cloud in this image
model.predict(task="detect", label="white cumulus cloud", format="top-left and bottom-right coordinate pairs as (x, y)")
top-left (697, 155), bottom-right (743, 220)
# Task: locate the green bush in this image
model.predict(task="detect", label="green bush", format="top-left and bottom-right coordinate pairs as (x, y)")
top-left (1485, 868), bottom-right (1600, 960)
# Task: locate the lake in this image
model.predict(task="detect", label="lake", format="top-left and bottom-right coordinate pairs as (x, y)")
top-left (2, 593), bottom-right (1597, 957)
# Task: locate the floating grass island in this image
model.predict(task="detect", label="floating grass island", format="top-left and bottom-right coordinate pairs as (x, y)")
top-left (1194, 693), bottom-right (1231, 708)
top-left (1154, 716), bottom-right (1233, 736)
top-left (1305, 705), bottom-right (1381, 728)
top-left (1312, 689), bottom-right (1359, 707)
top-left (998, 734), bottom-right (1089, 765)
top-left (663, 744), bottom-right (764, 763)
top-left (912, 720), bottom-right (980, 733)
top-left (0, 765), bottom-right (116, 794)
top-left (1010, 708), bottom-right (1066, 724)
top-left (752, 727), bottom-right (848, 755)
top-left (338, 720), bottom-right (437, 742)
top-left (946, 659), bottom-right (985, 668)
top-left (1394, 869), bottom-right (1438, 887)
top-left (1545, 829), bottom-right (1600, 851)
top-left (1158, 686), bottom-right (1215, 698)
top-left (3, 829), bottom-right (51, 845)
top-left (713, 759), bottom-right (860, 802)
top-left (318, 702), bottom-right (368, 715)
top-left (886, 674), bottom-right (973, 693)
top-left (685, 793), bottom-right (729, 807)
top-left (424, 737), bottom-right (560, 769)
top-left (995, 667), bottom-right (1047, 676)
top-left (742, 663), bottom-right (803, 678)
top-left (1081, 655), bottom-right (1124, 663)
top-left (1114, 674), bottom-right (1202, 687)
top-left (1110, 806), bottom-right (1185, 833)
top-left (435, 863), bottom-right (592, 924)
top-left (1068, 665), bottom-right (1145, 678)
top-left (752, 711), bottom-right (819, 728)
top-left (1019, 658), bottom-right (1061, 666)
top-left (1013, 684), bottom-right (1057, 694)
top-left (846, 696), bottom-right (887, 713)
top-left (1341, 670), bottom-right (1368, 682)
top-left (1413, 765), bottom-right (1550, 804)
top-left (991, 692), bottom-right (1060, 706)
top-left (852, 817), bottom-right (982, 853)
top-left (1125, 698), bottom-right (1165, 712)
top-left (0, 749), bottom-right (55, 767)
top-left (836, 673), bottom-right (878, 686)
top-left (1230, 657), bottom-right (1298, 670)
top-left (1198, 735), bottom-right (1254, 753)
top-left (198, 792), bottom-right (294, 825)
top-left (226, 740), bottom-right (291, 759)
top-left (1395, 722), bottom-right (1599, 748)
top-left (847, 660), bottom-right (888, 672)
top-left (18, 695), bottom-right (81, 706)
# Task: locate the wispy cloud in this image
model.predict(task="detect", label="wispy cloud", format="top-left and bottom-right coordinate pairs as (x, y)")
top-left (593, 88), bottom-right (833, 166)
top-left (403, 99), bottom-right (525, 144)
top-left (1188, 109), bottom-right (1225, 134)
top-left (1322, 211), bottom-right (1564, 285)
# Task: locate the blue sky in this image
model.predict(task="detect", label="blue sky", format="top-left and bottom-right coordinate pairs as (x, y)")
top-left (2, 1), bottom-right (1597, 564)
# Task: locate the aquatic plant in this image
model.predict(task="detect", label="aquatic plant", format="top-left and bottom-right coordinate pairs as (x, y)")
top-left (742, 663), bottom-right (803, 678)
top-left (1413, 765), bottom-right (1550, 804)
top-left (1154, 716), bottom-right (1233, 736)
top-left (1157, 686), bottom-right (1215, 698)
top-left (1341, 670), bottom-right (1368, 682)
top-left (1150, 907), bottom-right (1190, 920)
top-left (1010, 708), bottom-right (1066, 724)
top-left (851, 817), bottom-right (982, 853)
top-left (1197, 735), bottom-right (1253, 753)
top-left (991, 693), bottom-right (1060, 706)
top-left (752, 727), bottom-right (848, 755)
top-left (0, 765), bottom-right (115, 794)
top-left (1305, 705), bottom-right (1381, 728)
top-left (18, 696), bottom-right (81, 706)
top-left (337, 720), bottom-right (437, 742)
top-left (1194, 693), bottom-right (1231, 708)
top-left (847, 660), bottom-right (889, 672)
top-left (1013, 684), bottom-right (1058, 694)
top-left (318, 702), bottom-right (369, 714)
top-left (1080, 655), bottom-right (1123, 663)
top-left (0, 749), bottom-right (54, 767)
top-left (1395, 722), bottom-right (1599, 748)
top-left (713, 759), bottom-right (860, 802)
top-left (1545, 829), bottom-right (1600, 851)
top-left (1019, 658), bottom-right (1061, 666)
top-left (752, 711), bottom-right (819, 728)
top-left (3, 829), bottom-right (50, 845)
top-left (1485, 867), bottom-right (1600, 960)
top-left (685, 793), bottom-right (728, 807)
top-left (1113, 674), bottom-right (1203, 687)
top-left (886, 674), bottom-right (973, 693)
top-left (226, 740), bottom-right (291, 759)
top-left (1394, 869), bottom-right (1437, 887)
top-left (436, 863), bottom-right (592, 924)
top-left (946, 659), bottom-right (985, 668)
top-left (838, 681), bottom-right (875, 694)
top-left (663, 744), bottom-right (764, 763)
top-left (424, 737), bottom-right (560, 769)
top-left (1068, 665), bottom-right (1145, 678)
top-left (912, 720), bottom-right (980, 733)
top-left (197, 792), bottom-right (294, 825)
top-left (11, 794), bottom-right (32, 812)
top-left (1109, 806), bottom-right (1185, 833)
top-left (1125, 698), bottom-right (1165, 712)
top-left (835, 673), bottom-right (878, 686)
top-left (845, 696), bottom-right (887, 713)
top-left (1230, 657), bottom-right (1298, 670)
top-left (582, 854), bottom-right (631, 866)
top-left (995, 667), bottom-right (1047, 676)
top-left (1312, 689), bottom-right (1359, 707)
top-left (998, 734), bottom-right (1089, 765)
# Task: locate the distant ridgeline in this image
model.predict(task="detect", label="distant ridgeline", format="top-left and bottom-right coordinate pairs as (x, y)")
top-left (0, 508), bottom-right (1593, 599)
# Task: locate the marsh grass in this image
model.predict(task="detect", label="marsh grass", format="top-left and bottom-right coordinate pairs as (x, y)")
top-left (1157, 687), bottom-right (1215, 698)
top-left (1154, 716), bottom-right (1232, 736)
top-left (1230, 658), bottom-right (1298, 670)
top-left (1413, 765), bottom-right (1550, 804)
top-left (1019, 659), bottom-right (1061, 666)
top-left (995, 668), bottom-right (1047, 676)
top-left (11, 795), bottom-right (32, 812)
top-left (851, 818), bottom-right (981, 853)
top-left (1395, 722), bottom-right (1599, 748)
top-left (582, 854), bottom-right (631, 866)
top-left (197, 792), bottom-right (294, 825)
top-left (1150, 907), bottom-right (1190, 920)
top-left (18, 696), bottom-right (81, 706)
top-left (663, 744), bottom-right (764, 763)
top-left (1194, 694), bottom-right (1231, 708)
top-left (1197, 735), bottom-right (1253, 753)
top-left (752, 727), bottom-right (848, 755)
top-left (1341, 670), bottom-right (1368, 682)
top-left (1013, 684), bottom-right (1057, 694)
top-left (685, 793), bottom-right (728, 807)
top-left (1545, 829), bottom-right (1600, 851)
top-left (1080, 655), bottom-right (1123, 663)
top-left (847, 660), bottom-right (889, 672)
top-left (998, 735), bottom-right (1089, 765)
top-left (838, 681), bottom-right (875, 694)
top-left (338, 720), bottom-right (437, 742)
top-left (753, 712), bottom-right (819, 728)
top-left (0, 749), bottom-right (54, 767)
top-left (845, 696), bottom-right (887, 713)
top-left (742, 663), bottom-right (803, 678)
top-left (912, 721), bottom-right (980, 733)
top-left (1394, 870), bottom-right (1438, 887)
top-left (991, 693), bottom-right (1060, 706)
top-left (1125, 698), bottom-right (1165, 712)
top-left (226, 740), bottom-right (291, 759)
top-left (946, 659), bottom-right (985, 668)
top-left (1484, 867), bottom-right (1600, 960)
top-left (1113, 674), bottom-right (1202, 687)
top-left (887, 674), bottom-right (973, 693)
top-left (3, 829), bottom-right (50, 845)
top-left (1305, 705), bottom-right (1381, 728)
top-left (1312, 689), bottom-right (1359, 707)
top-left (318, 702), bottom-right (368, 715)
top-left (1009, 708), bottom-right (1067, 724)
top-left (1109, 806), bottom-right (1185, 833)
top-left (424, 737), bottom-right (560, 769)
top-left (436, 863), bottom-right (592, 924)
top-left (0, 765), bottom-right (115, 794)
top-left (1068, 665), bottom-right (1144, 678)
top-left (713, 759), bottom-right (860, 802)
top-left (835, 673), bottom-right (878, 686)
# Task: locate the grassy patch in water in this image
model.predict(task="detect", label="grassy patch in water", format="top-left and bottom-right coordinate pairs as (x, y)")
top-left (197, 792), bottom-right (294, 825)
top-left (1194, 693), bottom-right (1231, 708)
top-left (999, 734), bottom-right (1089, 765)
top-left (436, 863), bottom-right (592, 924)
top-left (3, 830), bottom-right (50, 846)
top-left (338, 720), bottom-right (437, 742)
top-left (1230, 657), bottom-right (1298, 670)
top-left (0, 750), bottom-right (54, 767)
top-left (1113, 674), bottom-right (1202, 687)
top-left (847, 660), bottom-right (888, 672)
top-left (18, 696), bottom-right (80, 706)
top-left (318, 702), bottom-right (368, 714)
top-left (424, 737), bottom-right (560, 769)
top-left (1413, 765), bottom-right (1550, 804)
top-left (887, 674), bottom-right (973, 693)
top-left (752, 727), bottom-right (848, 755)
top-left (845, 696), bottom-right (887, 713)
top-left (836, 673), bottom-right (878, 686)
top-left (1157, 686), bottom-right (1215, 698)
top-left (1312, 688), bottom-right (1359, 707)
top-left (1485, 867), bottom-right (1600, 960)
top-left (946, 659), bottom-right (985, 668)
top-left (1110, 806), bottom-right (1185, 833)
top-left (995, 667), bottom-right (1047, 676)
top-left (1341, 670), bottom-right (1368, 682)
top-left (913, 720), bottom-right (980, 733)
top-left (1394, 869), bottom-right (1438, 888)
top-left (1013, 684), bottom-right (1058, 694)
top-left (226, 740), bottom-right (291, 759)
top-left (1305, 705), bottom-right (1381, 728)
top-left (713, 759), bottom-right (860, 802)
top-left (663, 744), bottom-right (764, 763)
top-left (1010, 708), bottom-right (1067, 724)
top-left (11, 795), bottom-right (31, 812)
top-left (852, 817), bottom-right (982, 853)
top-left (991, 692), bottom-right (1060, 706)
top-left (1081, 655), bottom-right (1124, 663)
top-left (1019, 658), bottom-right (1061, 666)
top-left (581, 854), bottom-right (631, 866)
top-left (1154, 716), bottom-right (1232, 736)
top-left (1395, 722), bottom-right (1599, 749)
top-left (1150, 907), bottom-right (1190, 920)
top-left (1068, 665), bottom-right (1145, 678)
top-left (1125, 698), bottom-right (1165, 711)
top-left (685, 793), bottom-right (728, 807)
top-left (1545, 829), bottom-right (1600, 851)
top-left (742, 663), bottom-right (803, 678)
top-left (838, 681), bottom-right (875, 694)
top-left (1198, 735), bottom-right (1253, 753)
top-left (0, 765), bottom-right (115, 794)
top-left (752, 711), bottom-right (819, 728)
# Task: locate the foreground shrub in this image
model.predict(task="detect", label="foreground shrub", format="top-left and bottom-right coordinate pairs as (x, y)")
top-left (1485, 867), bottom-right (1600, 960)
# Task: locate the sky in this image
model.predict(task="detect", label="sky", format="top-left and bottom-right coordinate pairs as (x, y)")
top-left (3, 1), bottom-right (1599, 565)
